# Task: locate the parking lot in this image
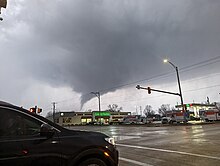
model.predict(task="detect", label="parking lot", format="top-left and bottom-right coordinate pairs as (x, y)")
top-left (71, 123), bottom-right (220, 166)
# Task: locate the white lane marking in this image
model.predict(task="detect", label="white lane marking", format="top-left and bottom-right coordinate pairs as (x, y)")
top-left (120, 157), bottom-right (153, 166)
top-left (117, 144), bottom-right (220, 160)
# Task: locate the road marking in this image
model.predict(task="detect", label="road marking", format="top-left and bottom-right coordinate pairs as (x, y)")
top-left (117, 144), bottom-right (220, 160)
top-left (120, 157), bottom-right (153, 166)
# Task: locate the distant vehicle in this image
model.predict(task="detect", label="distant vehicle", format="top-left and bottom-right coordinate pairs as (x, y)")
top-left (122, 115), bottom-right (146, 124)
top-left (199, 109), bottom-right (220, 122)
top-left (0, 101), bottom-right (118, 166)
top-left (164, 110), bottom-right (189, 124)
top-left (109, 118), bottom-right (123, 125)
top-left (161, 117), bottom-right (173, 124)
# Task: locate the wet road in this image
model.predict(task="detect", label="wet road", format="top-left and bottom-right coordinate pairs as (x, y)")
top-left (71, 123), bottom-right (220, 166)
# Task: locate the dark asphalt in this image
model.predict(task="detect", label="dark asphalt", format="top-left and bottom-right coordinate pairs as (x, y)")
top-left (70, 123), bottom-right (220, 166)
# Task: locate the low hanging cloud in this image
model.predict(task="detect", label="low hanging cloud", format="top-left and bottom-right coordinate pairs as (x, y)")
top-left (1, 0), bottom-right (220, 106)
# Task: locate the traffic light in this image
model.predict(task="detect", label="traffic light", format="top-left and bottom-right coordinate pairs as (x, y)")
top-left (29, 107), bottom-right (36, 113)
top-left (29, 106), bottom-right (38, 114)
top-left (186, 104), bottom-right (193, 108)
top-left (147, 87), bottom-right (151, 94)
top-left (37, 108), bottom-right (42, 113)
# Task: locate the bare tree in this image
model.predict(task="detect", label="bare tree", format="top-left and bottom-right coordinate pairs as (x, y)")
top-left (144, 105), bottom-right (155, 118)
top-left (158, 104), bottom-right (170, 116)
top-left (107, 104), bottom-right (123, 112)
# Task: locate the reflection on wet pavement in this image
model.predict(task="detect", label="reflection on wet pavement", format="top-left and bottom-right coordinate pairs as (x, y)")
top-left (70, 124), bottom-right (220, 166)
top-left (114, 135), bottom-right (141, 141)
top-left (191, 126), bottom-right (207, 143)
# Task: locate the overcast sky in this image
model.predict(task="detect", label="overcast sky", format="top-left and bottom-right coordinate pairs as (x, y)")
top-left (1, 0), bottom-right (220, 116)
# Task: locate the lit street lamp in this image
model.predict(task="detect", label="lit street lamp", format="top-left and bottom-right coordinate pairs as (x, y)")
top-left (164, 59), bottom-right (185, 114)
top-left (91, 91), bottom-right (101, 125)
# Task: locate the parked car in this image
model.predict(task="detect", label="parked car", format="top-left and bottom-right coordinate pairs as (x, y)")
top-left (161, 117), bottom-right (173, 124)
top-left (0, 101), bottom-right (118, 166)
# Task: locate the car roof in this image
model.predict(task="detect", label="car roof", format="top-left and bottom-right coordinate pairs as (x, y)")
top-left (0, 100), bottom-right (64, 131)
top-left (0, 101), bottom-right (13, 106)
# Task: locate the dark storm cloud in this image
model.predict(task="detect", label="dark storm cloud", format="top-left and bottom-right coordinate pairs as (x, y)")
top-left (4, 0), bottom-right (220, 104)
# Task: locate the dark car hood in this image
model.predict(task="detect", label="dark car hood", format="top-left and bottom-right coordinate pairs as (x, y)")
top-left (59, 128), bottom-right (108, 138)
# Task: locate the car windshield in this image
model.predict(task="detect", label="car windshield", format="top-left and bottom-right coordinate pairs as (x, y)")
top-left (1, 0), bottom-right (220, 166)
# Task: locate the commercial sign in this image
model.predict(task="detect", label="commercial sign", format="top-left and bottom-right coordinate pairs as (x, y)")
top-left (93, 111), bottom-right (110, 117)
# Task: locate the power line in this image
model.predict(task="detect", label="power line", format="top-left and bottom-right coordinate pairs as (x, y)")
top-left (98, 55), bottom-right (220, 93)
top-left (184, 84), bottom-right (220, 93)
top-left (86, 84), bottom-right (220, 108)
top-left (78, 83), bottom-right (220, 111)
top-left (50, 55), bottom-right (220, 110)
top-left (55, 73), bottom-right (220, 110)
top-left (180, 55), bottom-right (220, 71)
top-left (83, 72), bottom-right (220, 102)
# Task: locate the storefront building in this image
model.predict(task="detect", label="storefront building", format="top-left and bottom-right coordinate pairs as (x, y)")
top-left (47, 111), bottom-right (131, 126)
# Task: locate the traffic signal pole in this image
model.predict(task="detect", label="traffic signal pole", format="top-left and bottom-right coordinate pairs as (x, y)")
top-left (136, 84), bottom-right (187, 122)
top-left (175, 66), bottom-right (184, 112)
top-left (136, 85), bottom-right (180, 96)
top-left (165, 60), bottom-right (186, 121)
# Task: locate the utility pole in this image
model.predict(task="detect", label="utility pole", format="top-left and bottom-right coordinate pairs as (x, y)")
top-left (52, 102), bottom-right (57, 123)
top-left (164, 59), bottom-right (185, 121)
top-left (91, 92), bottom-right (101, 125)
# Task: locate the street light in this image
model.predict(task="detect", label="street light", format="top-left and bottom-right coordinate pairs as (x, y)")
top-left (164, 59), bottom-right (185, 114)
top-left (91, 91), bottom-right (101, 125)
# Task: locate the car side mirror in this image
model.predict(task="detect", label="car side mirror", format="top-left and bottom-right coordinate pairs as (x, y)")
top-left (40, 123), bottom-right (55, 138)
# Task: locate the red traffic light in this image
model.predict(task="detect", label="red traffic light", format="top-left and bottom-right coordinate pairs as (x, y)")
top-left (37, 108), bottom-right (42, 113)
top-left (29, 107), bottom-right (36, 113)
top-left (147, 87), bottom-right (151, 94)
top-left (29, 106), bottom-right (38, 114)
